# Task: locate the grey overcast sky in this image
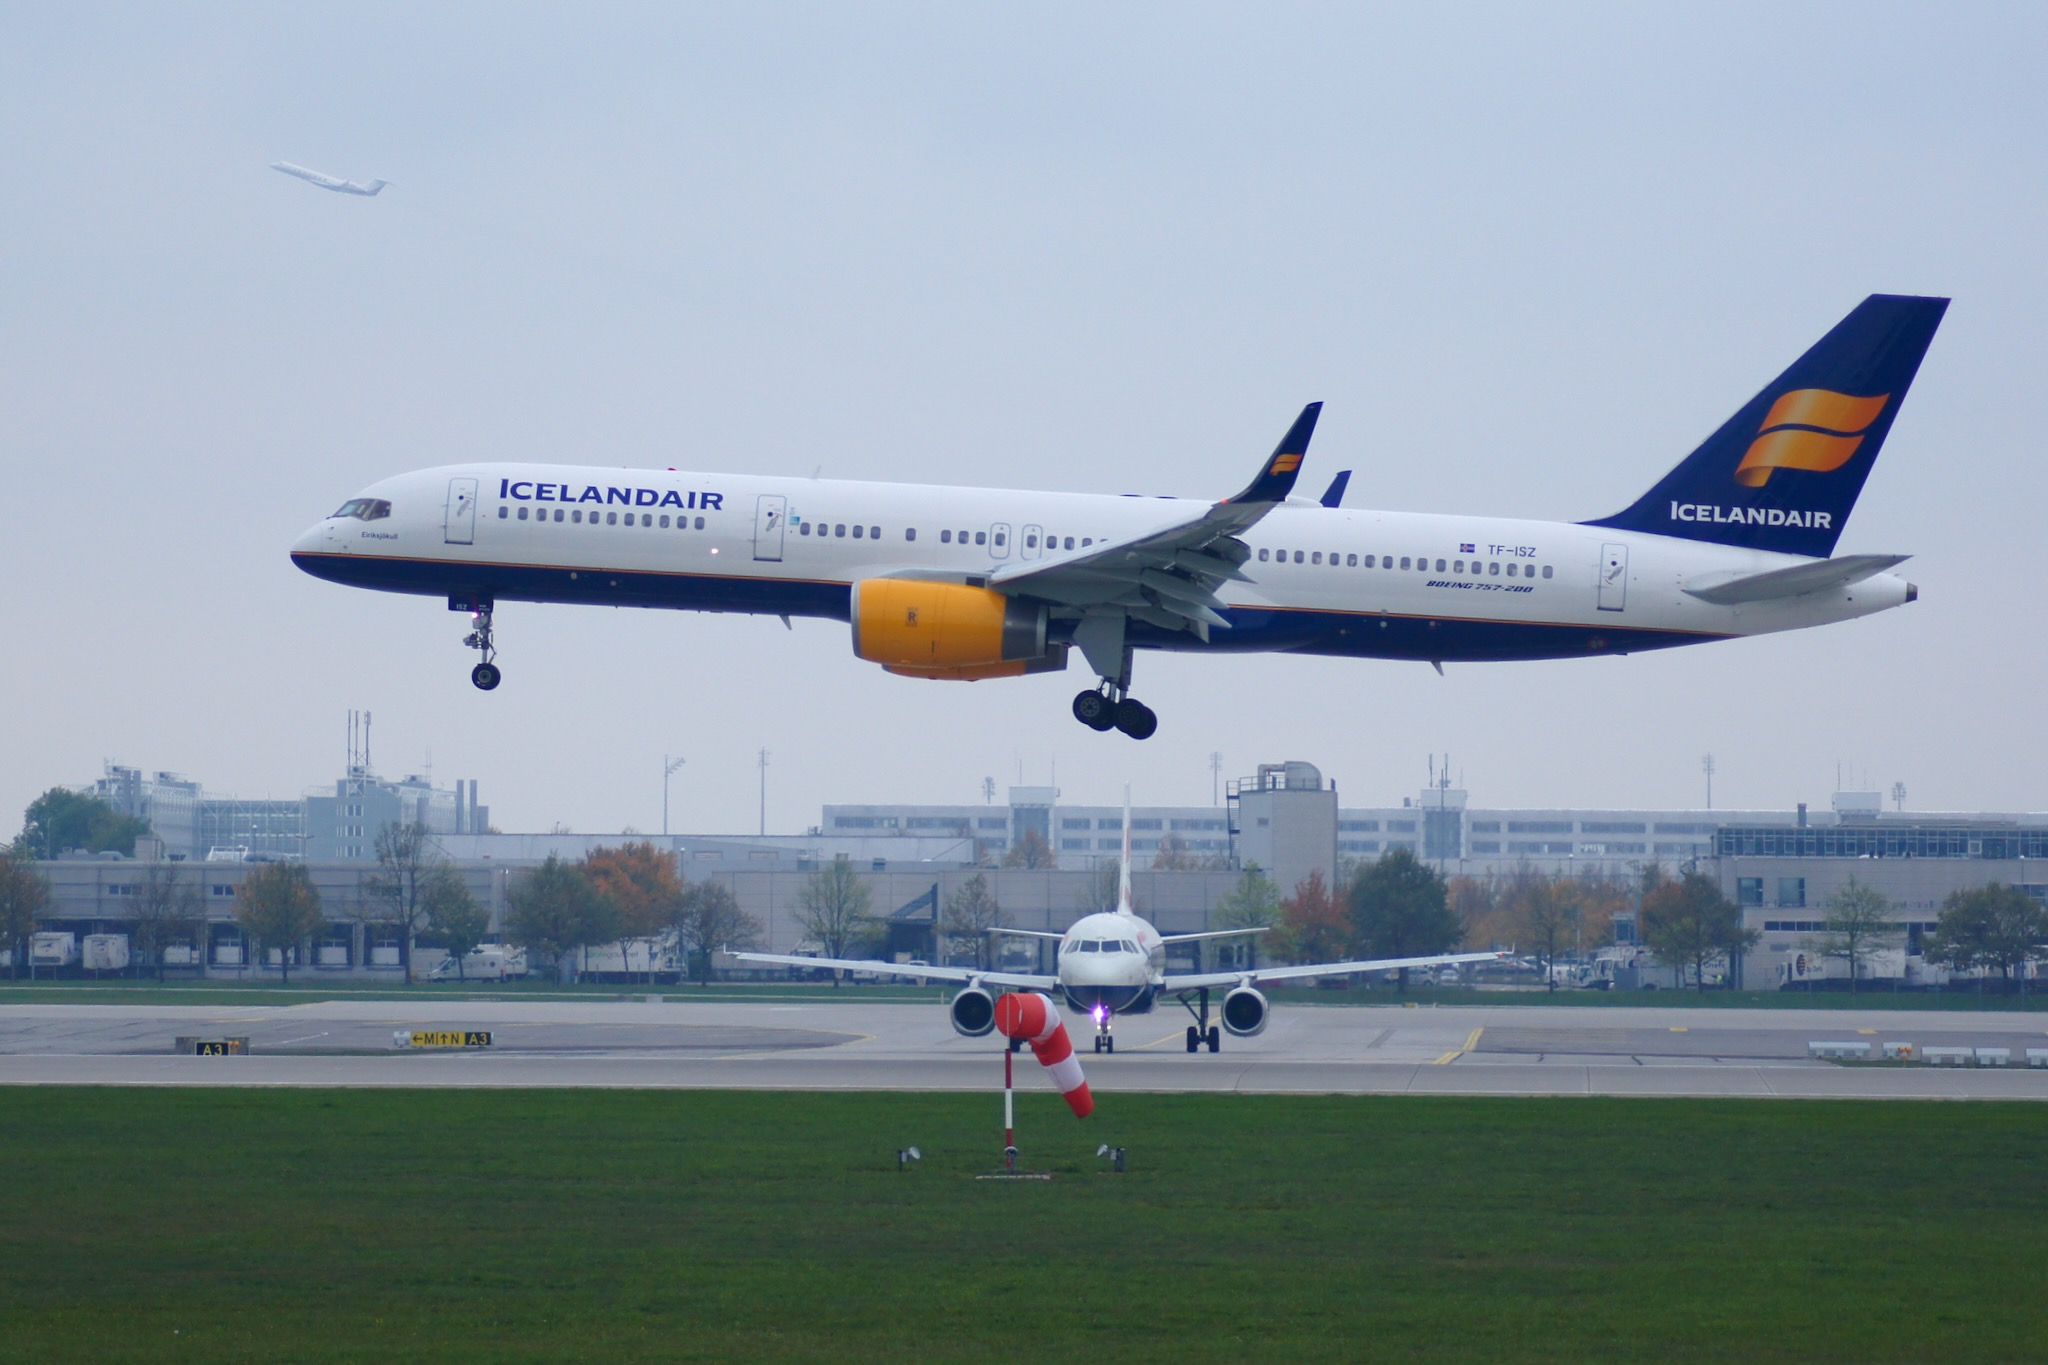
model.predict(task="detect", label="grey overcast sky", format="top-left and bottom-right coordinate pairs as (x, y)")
top-left (4, 3), bottom-right (2044, 835)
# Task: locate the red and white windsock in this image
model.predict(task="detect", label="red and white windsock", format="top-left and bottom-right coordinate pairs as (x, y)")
top-left (994, 991), bottom-right (1094, 1118)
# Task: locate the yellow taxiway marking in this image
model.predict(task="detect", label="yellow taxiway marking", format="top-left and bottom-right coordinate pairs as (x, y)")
top-left (1434, 1026), bottom-right (1484, 1065)
top-left (1858, 1028), bottom-right (1878, 1035)
top-left (1669, 1026), bottom-right (1689, 1033)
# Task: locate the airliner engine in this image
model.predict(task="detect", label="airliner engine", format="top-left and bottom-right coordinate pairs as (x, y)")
top-left (1221, 984), bottom-right (1269, 1037)
top-left (949, 984), bottom-right (996, 1037)
top-left (851, 580), bottom-right (1066, 680)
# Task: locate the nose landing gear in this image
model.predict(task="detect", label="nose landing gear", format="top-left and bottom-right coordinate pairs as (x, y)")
top-left (453, 595), bottom-right (500, 690)
top-left (1090, 1003), bottom-right (1116, 1054)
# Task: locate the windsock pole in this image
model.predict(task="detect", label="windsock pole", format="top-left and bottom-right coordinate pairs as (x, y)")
top-left (1003, 1044), bottom-right (1015, 1171)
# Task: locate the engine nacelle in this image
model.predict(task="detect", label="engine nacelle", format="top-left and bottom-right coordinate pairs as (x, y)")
top-left (949, 985), bottom-right (996, 1037)
top-left (852, 579), bottom-right (1056, 677)
top-left (1221, 985), bottom-right (1269, 1037)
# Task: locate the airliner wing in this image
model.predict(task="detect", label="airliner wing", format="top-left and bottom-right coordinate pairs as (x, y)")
top-left (986, 403), bottom-right (1321, 662)
top-left (1160, 927), bottom-right (1271, 945)
top-left (988, 927), bottom-right (1066, 941)
top-left (729, 950), bottom-right (1057, 990)
top-left (1164, 950), bottom-right (1505, 993)
top-left (1681, 553), bottom-right (1909, 605)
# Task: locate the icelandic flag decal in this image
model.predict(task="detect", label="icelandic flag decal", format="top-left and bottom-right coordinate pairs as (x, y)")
top-left (1459, 542), bottom-right (1475, 553)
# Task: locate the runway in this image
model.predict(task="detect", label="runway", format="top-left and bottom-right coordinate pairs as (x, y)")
top-left (4, 995), bottom-right (2047, 1099)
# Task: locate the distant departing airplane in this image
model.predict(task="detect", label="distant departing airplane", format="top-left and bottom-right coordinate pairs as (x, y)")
top-left (270, 161), bottom-right (387, 196)
top-left (290, 294), bottom-right (1945, 739)
top-left (731, 799), bottom-right (1501, 1053)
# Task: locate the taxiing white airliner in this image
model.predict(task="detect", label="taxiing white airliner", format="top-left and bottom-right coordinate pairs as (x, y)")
top-left (270, 160), bottom-right (388, 196)
top-left (290, 294), bottom-right (1945, 739)
top-left (732, 804), bottom-right (1502, 1052)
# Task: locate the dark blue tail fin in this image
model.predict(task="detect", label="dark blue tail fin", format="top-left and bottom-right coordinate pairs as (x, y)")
top-left (1584, 295), bottom-right (1947, 557)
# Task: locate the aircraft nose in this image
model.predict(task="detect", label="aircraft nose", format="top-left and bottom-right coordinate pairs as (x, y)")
top-left (290, 521), bottom-right (329, 558)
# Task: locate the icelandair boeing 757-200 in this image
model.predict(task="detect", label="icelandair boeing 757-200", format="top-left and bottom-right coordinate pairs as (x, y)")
top-left (291, 295), bottom-right (1946, 738)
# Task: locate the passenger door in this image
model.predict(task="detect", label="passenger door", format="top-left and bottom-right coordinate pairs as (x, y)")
top-left (753, 494), bottom-right (787, 563)
top-left (989, 522), bottom-right (1012, 560)
top-left (1021, 523), bottom-right (1045, 561)
top-left (444, 478), bottom-right (478, 545)
top-left (1598, 542), bottom-right (1628, 612)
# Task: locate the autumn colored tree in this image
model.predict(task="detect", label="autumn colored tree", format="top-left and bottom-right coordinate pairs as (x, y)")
top-left (1281, 870), bottom-right (1347, 964)
top-left (1641, 870), bottom-right (1755, 992)
top-left (506, 855), bottom-right (619, 983)
top-left (1002, 826), bottom-right (1056, 870)
top-left (131, 860), bottom-right (203, 980)
top-left (0, 853), bottom-right (50, 979)
top-left (235, 863), bottom-right (325, 983)
top-left (582, 842), bottom-right (685, 979)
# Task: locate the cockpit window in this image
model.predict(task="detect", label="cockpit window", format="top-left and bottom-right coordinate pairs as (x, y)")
top-left (332, 498), bottom-right (392, 521)
top-left (1076, 941), bottom-right (1098, 953)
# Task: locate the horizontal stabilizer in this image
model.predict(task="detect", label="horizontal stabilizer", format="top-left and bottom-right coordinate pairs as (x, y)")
top-left (1319, 470), bottom-right (1351, 508)
top-left (1683, 553), bottom-right (1909, 605)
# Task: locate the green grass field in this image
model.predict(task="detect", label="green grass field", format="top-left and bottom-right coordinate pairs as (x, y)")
top-left (1, 1090), bottom-right (2042, 1362)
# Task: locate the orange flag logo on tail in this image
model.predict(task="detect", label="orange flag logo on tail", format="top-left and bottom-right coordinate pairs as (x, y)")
top-left (1733, 389), bottom-right (1889, 487)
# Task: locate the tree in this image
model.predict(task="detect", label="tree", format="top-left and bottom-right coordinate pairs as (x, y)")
top-left (1151, 833), bottom-right (1202, 871)
top-left (1926, 884), bottom-right (2048, 994)
top-left (1448, 874), bottom-right (1510, 952)
top-left (421, 867), bottom-right (490, 979)
top-left (234, 863), bottom-right (325, 984)
top-left (939, 874), bottom-right (1008, 968)
top-left (19, 789), bottom-right (149, 858)
top-left (581, 843), bottom-right (684, 940)
top-left (672, 878), bottom-right (762, 984)
top-left (1810, 876), bottom-right (1901, 994)
top-left (581, 843), bottom-right (685, 981)
top-left (506, 855), bottom-right (619, 983)
top-left (1348, 847), bottom-right (1462, 992)
top-left (1002, 826), bottom-right (1056, 870)
top-left (1215, 866), bottom-right (1282, 969)
top-left (1280, 870), bottom-right (1347, 965)
top-left (1503, 864), bottom-right (1579, 990)
top-left (796, 858), bottom-right (877, 981)
top-left (130, 860), bottom-right (202, 980)
top-left (361, 821), bottom-right (449, 983)
top-left (0, 853), bottom-right (50, 979)
top-left (1640, 869), bottom-right (1756, 993)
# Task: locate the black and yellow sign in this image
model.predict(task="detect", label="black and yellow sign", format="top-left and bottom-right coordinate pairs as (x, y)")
top-left (193, 1039), bottom-right (246, 1055)
top-left (410, 1030), bottom-right (493, 1048)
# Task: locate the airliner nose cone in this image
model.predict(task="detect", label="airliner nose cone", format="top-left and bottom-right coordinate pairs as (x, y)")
top-left (290, 522), bottom-right (327, 559)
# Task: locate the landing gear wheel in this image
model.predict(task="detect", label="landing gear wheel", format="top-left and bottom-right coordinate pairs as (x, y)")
top-left (471, 662), bottom-right (502, 691)
top-left (1072, 690), bottom-right (1116, 731)
top-left (1113, 698), bottom-right (1157, 740)
top-left (1186, 1025), bottom-right (1201, 1053)
top-left (1106, 1035), bottom-right (1115, 1054)
top-left (1207, 1025), bottom-right (1221, 1053)
top-left (460, 598), bottom-right (501, 691)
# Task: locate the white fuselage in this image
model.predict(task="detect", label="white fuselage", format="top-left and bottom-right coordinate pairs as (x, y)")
top-left (292, 462), bottom-right (1913, 666)
top-left (1056, 910), bottom-right (1169, 1015)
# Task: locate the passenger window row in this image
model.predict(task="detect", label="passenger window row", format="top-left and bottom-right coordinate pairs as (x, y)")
top-left (1255, 546), bottom-right (1553, 579)
top-left (500, 506), bottom-right (707, 529)
top-left (799, 522), bottom-right (882, 539)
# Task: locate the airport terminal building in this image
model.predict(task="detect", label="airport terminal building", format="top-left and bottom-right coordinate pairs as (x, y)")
top-left (23, 759), bottom-right (2048, 988)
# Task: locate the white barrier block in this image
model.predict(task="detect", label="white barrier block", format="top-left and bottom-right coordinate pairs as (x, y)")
top-left (1976, 1047), bottom-right (2011, 1067)
top-left (1924, 1046), bottom-right (1972, 1066)
top-left (2027, 1049), bottom-right (2048, 1069)
top-left (1808, 1041), bottom-right (1872, 1060)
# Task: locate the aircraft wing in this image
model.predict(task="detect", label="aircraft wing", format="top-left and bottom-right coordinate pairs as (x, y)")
top-left (984, 403), bottom-right (1321, 672)
top-left (1682, 553), bottom-right (1909, 606)
top-left (1160, 927), bottom-right (1271, 945)
top-left (729, 950), bottom-right (1057, 991)
top-left (1164, 950), bottom-right (1506, 993)
top-left (988, 927), bottom-right (1066, 942)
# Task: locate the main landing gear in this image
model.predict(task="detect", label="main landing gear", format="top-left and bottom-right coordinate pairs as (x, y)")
top-left (1072, 688), bottom-right (1156, 740)
top-left (1070, 643), bottom-right (1157, 739)
top-left (1090, 1003), bottom-right (1116, 1054)
top-left (456, 596), bottom-right (501, 691)
top-left (1178, 988), bottom-right (1222, 1053)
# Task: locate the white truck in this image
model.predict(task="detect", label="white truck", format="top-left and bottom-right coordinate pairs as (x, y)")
top-left (428, 945), bottom-right (529, 982)
top-left (82, 933), bottom-right (130, 972)
top-left (575, 937), bottom-right (679, 982)
top-left (30, 932), bottom-right (78, 969)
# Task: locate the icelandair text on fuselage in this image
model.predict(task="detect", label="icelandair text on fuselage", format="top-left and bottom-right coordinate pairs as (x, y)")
top-left (500, 478), bottom-right (724, 511)
top-left (1670, 501), bottom-right (1830, 529)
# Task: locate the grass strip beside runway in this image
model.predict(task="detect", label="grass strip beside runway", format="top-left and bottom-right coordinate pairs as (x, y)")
top-left (2, 1090), bottom-right (2041, 1362)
